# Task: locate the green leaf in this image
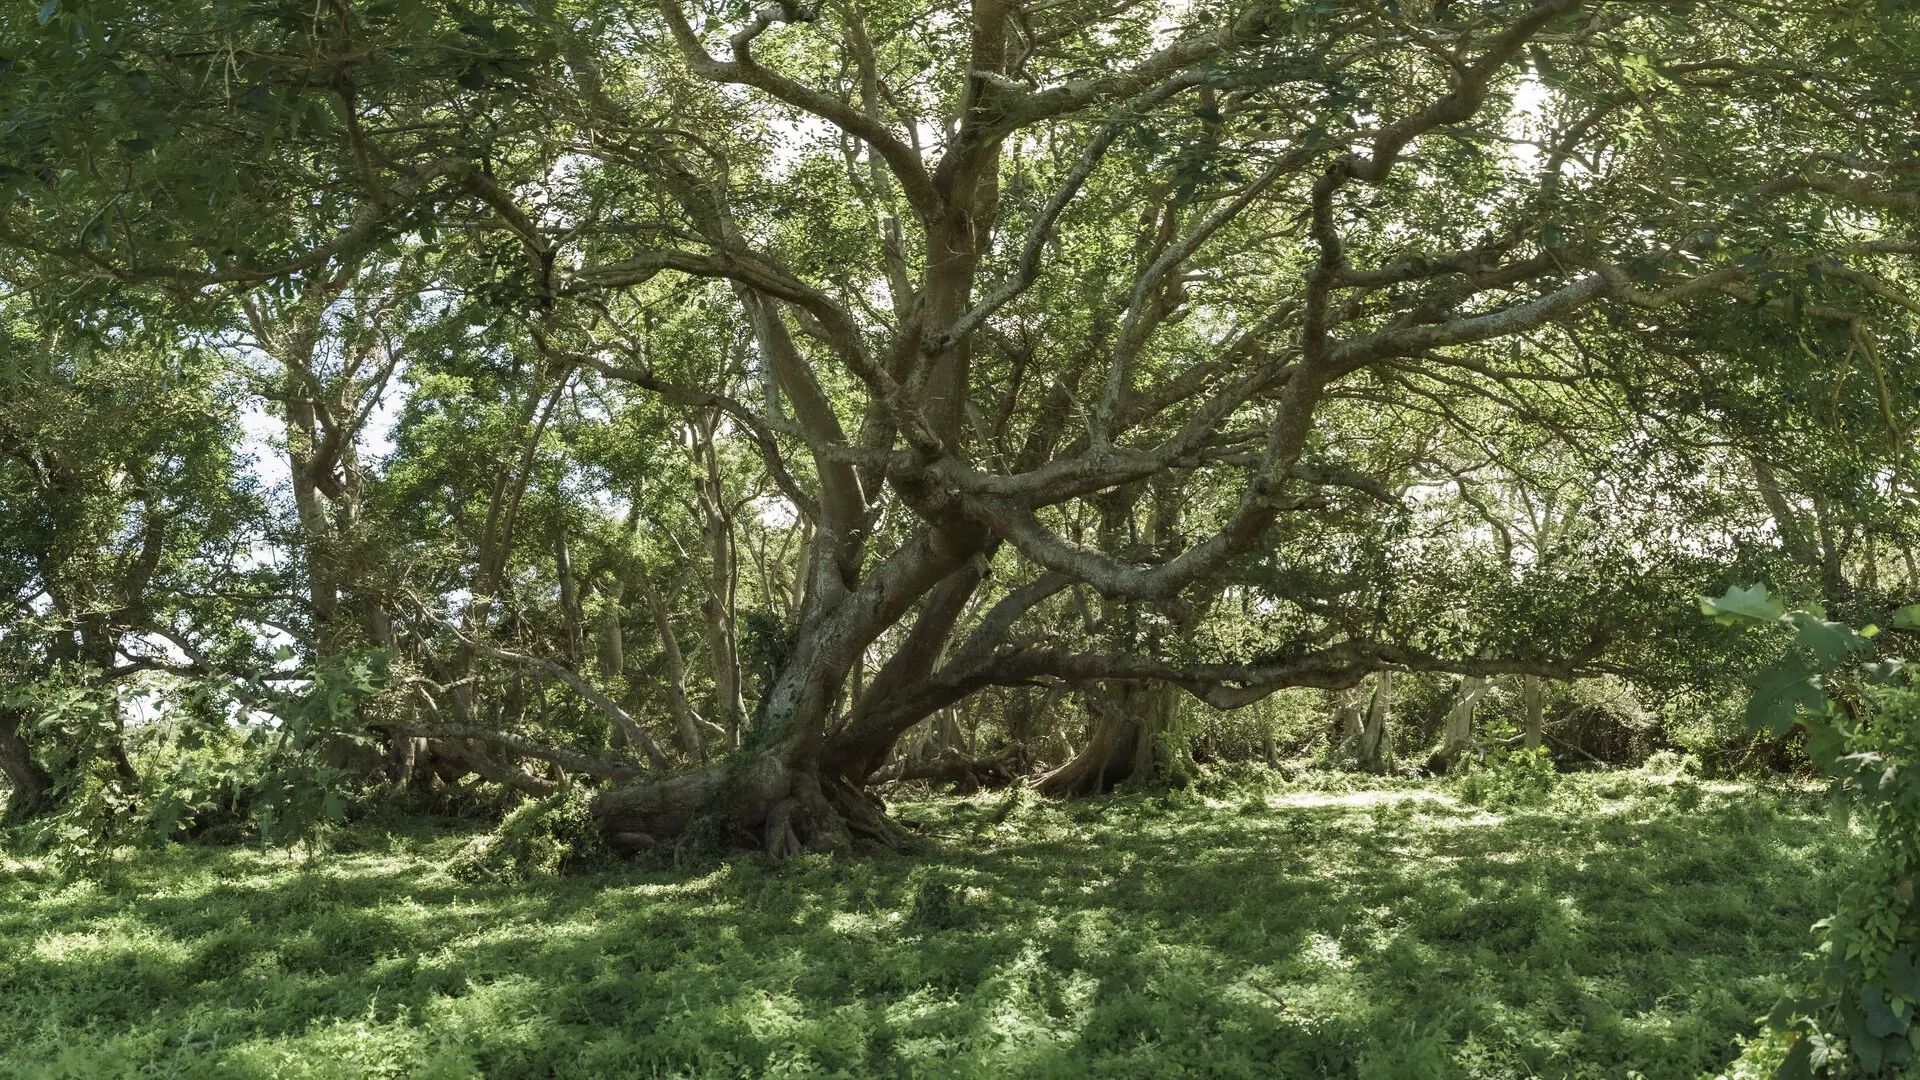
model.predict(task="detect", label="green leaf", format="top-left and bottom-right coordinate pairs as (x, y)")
top-left (1892, 951), bottom-right (1920, 1002)
top-left (1862, 659), bottom-right (1906, 685)
top-left (1746, 664), bottom-right (1826, 735)
top-left (1802, 716), bottom-right (1849, 771)
top-left (1699, 584), bottom-right (1785, 626)
top-left (1865, 984), bottom-right (1913, 1039)
top-left (1787, 611), bottom-right (1871, 668)
top-left (1846, 994), bottom-right (1888, 1072)
top-left (1772, 1033), bottom-right (1813, 1080)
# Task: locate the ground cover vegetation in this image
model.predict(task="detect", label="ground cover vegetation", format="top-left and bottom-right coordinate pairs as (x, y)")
top-left (0, 773), bottom-right (1864, 1079)
top-left (4, 0), bottom-right (1920, 1073)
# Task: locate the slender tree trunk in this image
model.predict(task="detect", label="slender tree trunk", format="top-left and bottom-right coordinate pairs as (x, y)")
top-left (638, 569), bottom-right (707, 763)
top-left (1752, 456), bottom-right (1816, 568)
top-left (597, 575), bottom-right (628, 679)
top-left (1811, 492), bottom-right (1846, 593)
top-left (1356, 670), bottom-right (1393, 772)
top-left (554, 528), bottom-right (585, 668)
top-left (790, 522), bottom-right (813, 617)
top-left (1522, 675), bottom-right (1544, 751)
top-left (691, 417), bottom-right (746, 744)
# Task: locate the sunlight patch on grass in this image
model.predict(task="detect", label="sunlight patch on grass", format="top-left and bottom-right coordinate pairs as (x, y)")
top-left (0, 773), bottom-right (1860, 1079)
top-left (1267, 788), bottom-right (1457, 809)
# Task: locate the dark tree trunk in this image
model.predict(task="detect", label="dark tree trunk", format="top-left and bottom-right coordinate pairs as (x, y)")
top-left (1035, 681), bottom-right (1179, 798)
top-left (0, 705), bottom-right (55, 823)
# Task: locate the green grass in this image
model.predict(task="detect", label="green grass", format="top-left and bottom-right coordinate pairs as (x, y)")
top-left (0, 772), bottom-right (1855, 1079)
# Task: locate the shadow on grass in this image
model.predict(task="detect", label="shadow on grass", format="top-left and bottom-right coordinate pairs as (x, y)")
top-left (0, 776), bottom-right (1848, 1079)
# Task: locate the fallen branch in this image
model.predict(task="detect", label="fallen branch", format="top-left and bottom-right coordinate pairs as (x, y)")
top-left (420, 612), bottom-right (672, 771)
top-left (397, 722), bottom-right (644, 783)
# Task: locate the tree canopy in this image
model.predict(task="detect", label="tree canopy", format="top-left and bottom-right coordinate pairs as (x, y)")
top-left (2, 0), bottom-right (1918, 851)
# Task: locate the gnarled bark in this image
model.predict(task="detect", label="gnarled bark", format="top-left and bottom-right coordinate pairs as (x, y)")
top-left (1036, 680), bottom-right (1181, 798)
top-left (1430, 675), bottom-right (1492, 772)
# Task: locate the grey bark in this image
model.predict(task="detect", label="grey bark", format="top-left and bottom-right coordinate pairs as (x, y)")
top-left (1434, 675), bottom-right (1492, 770)
top-left (1356, 669), bottom-right (1393, 772)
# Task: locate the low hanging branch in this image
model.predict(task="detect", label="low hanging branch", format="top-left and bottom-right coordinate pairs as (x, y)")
top-left (394, 721), bottom-right (644, 783)
top-left (429, 616), bottom-right (673, 771)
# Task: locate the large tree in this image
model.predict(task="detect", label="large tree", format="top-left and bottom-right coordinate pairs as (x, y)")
top-left (3, 0), bottom-right (1918, 849)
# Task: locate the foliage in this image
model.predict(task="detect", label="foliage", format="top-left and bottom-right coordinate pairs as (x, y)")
top-left (2, 0), bottom-right (1917, 847)
top-left (1701, 585), bottom-right (1920, 1076)
top-left (0, 775), bottom-right (1856, 1079)
top-left (248, 650), bottom-right (391, 852)
top-left (1457, 744), bottom-right (1558, 808)
top-left (451, 783), bottom-right (607, 882)
top-left (3, 668), bottom-right (138, 871)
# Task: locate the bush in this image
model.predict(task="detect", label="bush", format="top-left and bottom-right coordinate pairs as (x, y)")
top-left (451, 785), bottom-right (606, 881)
top-left (1640, 749), bottom-right (1699, 778)
top-left (1701, 586), bottom-right (1920, 1075)
top-left (1457, 745), bottom-right (1557, 808)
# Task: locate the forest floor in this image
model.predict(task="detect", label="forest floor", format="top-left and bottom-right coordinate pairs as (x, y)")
top-left (0, 769), bottom-right (1854, 1080)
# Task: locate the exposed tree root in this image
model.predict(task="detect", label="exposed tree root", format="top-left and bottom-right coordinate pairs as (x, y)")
top-left (870, 750), bottom-right (1017, 795)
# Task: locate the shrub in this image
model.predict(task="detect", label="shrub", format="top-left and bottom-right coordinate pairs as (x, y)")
top-left (451, 785), bottom-right (606, 881)
top-left (1457, 745), bottom-right (1557, 808)
top-left (1701, 585), bottom-right (1920, 1076)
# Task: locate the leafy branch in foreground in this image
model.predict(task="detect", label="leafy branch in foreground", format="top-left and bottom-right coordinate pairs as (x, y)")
top-left (1703, 585), bottom-right (1920, 1077)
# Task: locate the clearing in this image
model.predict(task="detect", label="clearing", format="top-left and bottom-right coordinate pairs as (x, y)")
top-left (0, 773), bottom-right (1851, 1079)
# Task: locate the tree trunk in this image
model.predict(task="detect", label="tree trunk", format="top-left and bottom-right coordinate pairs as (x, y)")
top-left (1752, 456), bottom-right (1817, 568)
top-left (1431, 675), bottom-right (1491, 772)
top-left (596, 580), bottom-right (627, 679)
top-left (691, 417), bottom-right (746, 745)
top-left (1522, 675), bottom-right (1544, 751)
top-left (638, 569), bottom-right (707, 763)
top-left (1355, 670), bottom-right (1393, 773)
top-left (286, 397), bottom-right (342, 637)
top-left (554, 528), bottom-right (585, 668)
top-left (0, 705), bottom-right (54, 822)
top-left (1035, 681), bottom-right (1180, 798)
top-left (592, 527), bottom-right (981, 855)
top-left (1331, 686), bottom-right (1364, 756)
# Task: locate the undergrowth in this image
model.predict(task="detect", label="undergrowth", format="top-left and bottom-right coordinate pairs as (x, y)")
top-left (0, 770), bottom-right (1856, 1079)
top-left (449, 785), bottom-right (607, 882)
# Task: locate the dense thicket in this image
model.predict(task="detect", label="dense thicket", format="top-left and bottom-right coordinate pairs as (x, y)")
top-left (1, 0), bottom-right (1918, 856)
